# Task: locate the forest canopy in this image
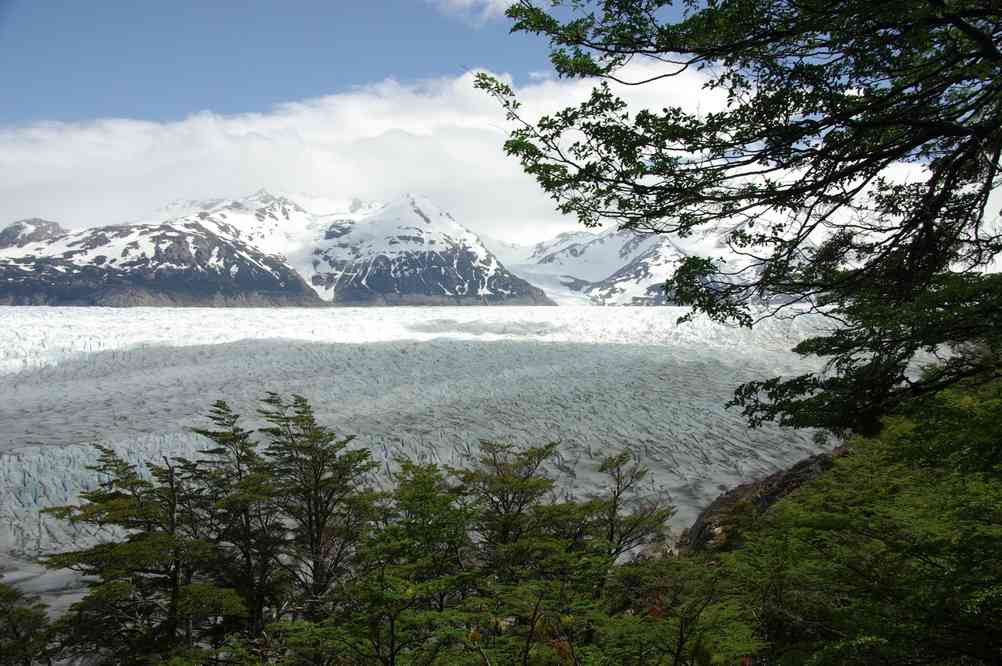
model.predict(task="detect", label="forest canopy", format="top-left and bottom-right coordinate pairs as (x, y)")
top-left (2, 386), bottom-right (1000, 665)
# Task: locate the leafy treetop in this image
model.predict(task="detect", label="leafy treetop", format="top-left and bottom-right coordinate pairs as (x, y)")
top-left (478, 0), bottom-right (1002, 434)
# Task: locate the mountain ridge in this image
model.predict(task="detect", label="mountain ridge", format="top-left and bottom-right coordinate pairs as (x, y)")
top-left (1, 189), bottom-right (749, 307)
top-left (0, 191), bottom-right (554, 307)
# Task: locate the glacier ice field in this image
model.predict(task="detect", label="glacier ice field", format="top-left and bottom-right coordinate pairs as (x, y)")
top-left (0, 306), bottom-right (828, 606)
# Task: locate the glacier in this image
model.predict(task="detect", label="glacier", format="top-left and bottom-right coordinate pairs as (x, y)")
top-left (0, 305), bottom-right (828, 606)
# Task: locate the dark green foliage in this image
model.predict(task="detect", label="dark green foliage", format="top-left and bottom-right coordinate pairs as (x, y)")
top-left (188, 401), bottom-right (288, 637)
top-left (601, 555), bottom-right (760, 665)
top-left (724, 402), bottom-right (1002, 664)
top-left (892, 373), bottom-right (1002, 474)
top-left (259, 440), bottom-right (683, 665)
top-left (302, 462), bottom-right (476, 665)
top-left (27, 397), bottom-right (688, 664)
top-left (477, 0), bottom-right (1002, 434)
top-left (0, 582), bottom-right (53, 666)
top-left (36, 395), bottom-right (378, 663)
top-left (43, 447), bottom-right (244, 664)
top-left (259, 393), bottom-right (377, 622)
top-left (19, 386), bottom-right (1000, 664)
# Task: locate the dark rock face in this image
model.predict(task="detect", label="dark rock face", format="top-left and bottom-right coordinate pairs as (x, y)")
top-left (678, 449), bottom-right (848, 552)
top-left (0, 220), bottom-right (323, 307)
top-left (0, 219), bottom-right (67, 249)
top-left (313, 248), bottom-right (555, 305)
top-left (323, 220), bottom-right (355, 240)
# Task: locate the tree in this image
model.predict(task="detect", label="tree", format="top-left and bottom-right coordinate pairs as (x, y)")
top-left (188, 401), bottom-right (289, 637)
top-left (452, 444), bottom-right (676, 665)
top-left (451, 442), bottom-right (561, 582)
top-left (601, 555), bottom-right (760, 665)
top-left (259, 393), bottom-right (377, 621)
top-left (592, 451), bottom-right (674, 559)
top-left (44, 447), bottom-right (245, 664)
top-left (295, 462), bottom-right (476, 665)
top-left (31, 389), bottom-right (1002, 664)
top-left (478, 0), bottom-right (1002, 434)
top-left (32, 395), bottom-right (765, 664)
top-left (0, 582), bottom-right (53, 666)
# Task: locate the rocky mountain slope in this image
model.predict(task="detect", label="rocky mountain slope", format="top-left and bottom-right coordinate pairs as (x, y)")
top-left (0, 191), bottom-right (552, 307)
top-left (1, 188), bottom-right (760, 308)
top-left (0, 216), bottom-right (321, 306)
top-left (308, 194), bottom-right (552, 305)
top-left (0, 219), bottom-right (67, 249)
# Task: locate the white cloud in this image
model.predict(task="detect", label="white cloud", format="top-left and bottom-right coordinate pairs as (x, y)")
top-left (0, 63), bottom-right (719, 243)
top-left (429, 0), bottom-right (515, 22)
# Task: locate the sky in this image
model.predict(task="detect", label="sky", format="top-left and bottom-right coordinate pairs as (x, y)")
top-left (0, 0), bottom-right (714, 242)
top-left (0, 0), bottom-right (549, 124)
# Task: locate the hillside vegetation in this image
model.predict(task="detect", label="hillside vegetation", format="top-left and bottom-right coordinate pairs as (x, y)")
top-left (2, 377), bottom-right (1000, 665)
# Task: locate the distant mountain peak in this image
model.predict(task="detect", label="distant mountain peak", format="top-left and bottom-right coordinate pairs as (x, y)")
top-left (242, 189), bottom-right (302, 208)
top-left (0, 219), bottom-right (67, 250)
top-left (308, 194), bottom-right (552, 305)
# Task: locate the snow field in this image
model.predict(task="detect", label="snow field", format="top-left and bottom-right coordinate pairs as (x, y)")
top-left (0, 306), bottom-right (824, 375)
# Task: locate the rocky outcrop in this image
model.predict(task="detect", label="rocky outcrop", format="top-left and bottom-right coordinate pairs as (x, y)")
top-left (678, 448), bottom-right (849, 552)
top-left (314, 249), bottom-right (554, 306)
top-left (0, 219), bottom-right (67, 249)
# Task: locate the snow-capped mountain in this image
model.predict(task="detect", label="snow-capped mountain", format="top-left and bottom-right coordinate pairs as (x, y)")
top-left (135, 190), bottom-right (321, 257)
top-left (528, 230), bottom-right (606, 265)
top-left (532, 230), bottom-right (660, 283)
top-left (308, 194), bottom-right (552, 305)
top-left (489, 227), bottom-right (741, 306)
top-left (2, 188), bottom-right (761, 308)
top-left (475, 233), bottom-right (535, 267)
top-left (0, 191), bottom-right (553, 307)
top-left (577, 233), bottom-right (691, 305)
top-left (0, 216), bottom-right (322, 306)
